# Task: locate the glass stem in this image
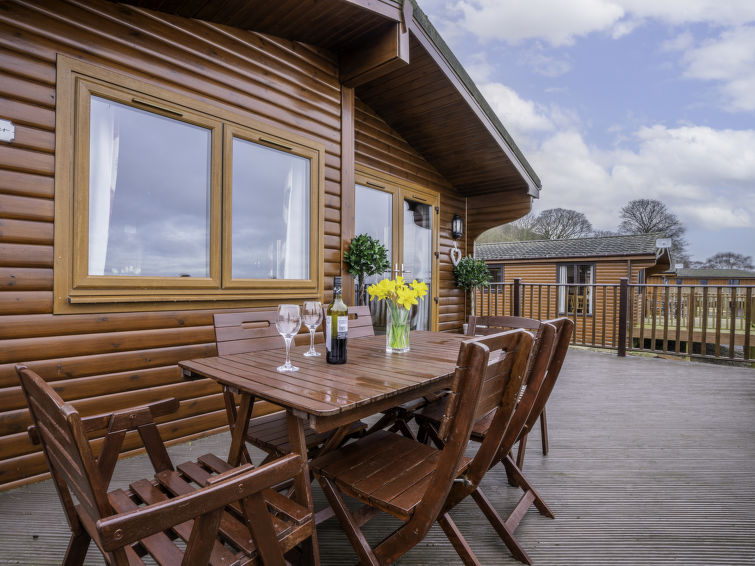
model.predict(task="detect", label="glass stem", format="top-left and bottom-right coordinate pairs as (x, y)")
top-left (284, 335), bottom-right (293, 367)
top-left (309, 328), bottom-right (315, 352)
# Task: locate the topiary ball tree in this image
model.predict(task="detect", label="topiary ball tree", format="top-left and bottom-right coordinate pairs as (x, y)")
top-left (453, 255), bottom-right (492, 291)
top-left (343, 234), bottom-right (391, 305)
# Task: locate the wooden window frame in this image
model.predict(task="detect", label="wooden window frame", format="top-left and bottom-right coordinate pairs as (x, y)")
top-left (54, 56), bottom-right (324, 313)
top-left (556, 262), bottom-right (595, 316)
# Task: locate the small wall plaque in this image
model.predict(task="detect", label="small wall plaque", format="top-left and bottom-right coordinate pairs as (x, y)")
top-left (0, 119), bottom-right (15, 143)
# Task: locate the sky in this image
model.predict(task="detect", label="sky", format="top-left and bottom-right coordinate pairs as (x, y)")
top-left (418, 0), bottom-right (755, 263)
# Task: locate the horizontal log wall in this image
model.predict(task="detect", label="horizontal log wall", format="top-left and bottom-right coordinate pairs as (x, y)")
top-left (0, 0), bottom-right (348, 488)
top-left (354, 99), bottom-right (467, 332)
top-left (0, 0), bottom-right (492, 488)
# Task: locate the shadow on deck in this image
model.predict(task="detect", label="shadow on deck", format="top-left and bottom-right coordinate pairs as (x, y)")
top-left (1, 349), bottom-right (753, 565)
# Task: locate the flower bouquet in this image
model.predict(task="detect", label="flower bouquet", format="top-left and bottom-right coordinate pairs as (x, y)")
top-left (367, 276), bottom-right (428, 353)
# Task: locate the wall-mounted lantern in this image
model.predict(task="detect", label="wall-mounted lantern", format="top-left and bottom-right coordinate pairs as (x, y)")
top-left (451, 214), bottom-right (463, 240)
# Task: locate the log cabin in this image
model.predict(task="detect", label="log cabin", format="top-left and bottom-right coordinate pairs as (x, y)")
top-left (0, 0), bottom-right (541, 488)
top-left (648, 268), bottom-right (755, 287)
top-left (475, 233), bottom-right (671, 344)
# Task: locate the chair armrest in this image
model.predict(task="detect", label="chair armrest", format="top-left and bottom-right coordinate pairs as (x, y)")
top-left (82, 398), bottom-right (180, 434)
top-left (97, 452), bottom-right (303, 552)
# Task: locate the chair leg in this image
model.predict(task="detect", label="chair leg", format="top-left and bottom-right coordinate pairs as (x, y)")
top-left (437, 513), bottom-right (482, 566)
top-left (516, 432), bottom-right (528, 471)
top-left (388, 418), bottom-right (417, 441)
top-left (540, 408), bottom-right (549, 455)
top-left (471, 488), bottom-right (533, 566)
top-left (503, 455), bottom-right (554, 519)
top-left (318, 476), bottom-right (380, 566)
top-left (364, 411), bottom-right (398, 435)
top-left (63, 530), bottom-right (90, 566)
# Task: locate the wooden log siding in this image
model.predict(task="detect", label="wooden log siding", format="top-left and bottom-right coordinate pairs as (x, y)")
top-left (0, 0), bottom-right (346, 487)
top-left (0, 0), bottom-right (483, 487)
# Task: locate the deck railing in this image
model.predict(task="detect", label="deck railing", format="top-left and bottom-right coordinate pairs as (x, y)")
top-left (474, 279), bottom-right (754, 363)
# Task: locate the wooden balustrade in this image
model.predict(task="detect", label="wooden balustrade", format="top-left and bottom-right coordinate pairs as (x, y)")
top-left (475, 281), bottom-right (754, 363)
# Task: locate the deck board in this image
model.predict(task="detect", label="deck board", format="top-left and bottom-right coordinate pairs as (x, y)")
top-left (1, 349), bottom-right (753, 564)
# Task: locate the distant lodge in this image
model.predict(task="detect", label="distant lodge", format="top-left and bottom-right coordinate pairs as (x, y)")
top-left (648, 268), bottom-right (755, 287)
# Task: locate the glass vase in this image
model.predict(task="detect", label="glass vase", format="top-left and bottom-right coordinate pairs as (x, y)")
top-left (386, 305), bottom-right (410, 353)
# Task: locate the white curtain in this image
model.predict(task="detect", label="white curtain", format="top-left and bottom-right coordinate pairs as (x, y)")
top-left (282, 158), bottom-right (308, 279)
top-left (586, 265), bottom-right (594, 315)
top-left (558, 265), bottom-right (567, 313)
top-left (88, 99), bottom-right (120, 276)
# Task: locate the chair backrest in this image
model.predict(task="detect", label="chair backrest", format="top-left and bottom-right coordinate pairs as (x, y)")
top-left (215, 305), bottom-right (375, 355)
top-left (16, 366), bottom-right (111, 529)
top-left (346, 304), bottom-right (375, 338)
top-left (466, 315), bottom-right (540, 336)
top-left (409, 329), bottom-right (534, 532)
top-left (521, 317), bottom-right (573, 435)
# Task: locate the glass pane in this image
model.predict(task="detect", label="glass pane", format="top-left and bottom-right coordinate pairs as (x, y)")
top-left (355, 184), bottom-right (393, 329)
top-left (88, 96), bottom-right (211, 277)
top-left (403, 198), bottom-right (432, 331)
top-left (231, 138), bottom-right (310, 279)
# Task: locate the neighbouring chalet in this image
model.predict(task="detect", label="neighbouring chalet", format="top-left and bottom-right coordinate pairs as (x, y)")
top-left (474, 234), bottom-right (670, 345)
top-left (649, 268), bottom-right (755, 286)
top-left (476, 233), bottom-right (671, 292)
top-left (0, 0), bottom-right (541, 487)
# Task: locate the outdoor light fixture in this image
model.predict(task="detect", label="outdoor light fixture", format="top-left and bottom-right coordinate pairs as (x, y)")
top-left (451, 214), bottom-right (463, 240)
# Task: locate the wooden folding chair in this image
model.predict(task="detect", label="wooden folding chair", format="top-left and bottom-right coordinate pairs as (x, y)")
top-left (466, 315), bottom-right (552, 458)
top-left (17, 365), bottom-right (315, 566)
top-left (417, 318), bottom-right (574, 564)
top-left (213, 308), bottom-right (367, 464)
top-left (310, 329), bottom-right (535, 565)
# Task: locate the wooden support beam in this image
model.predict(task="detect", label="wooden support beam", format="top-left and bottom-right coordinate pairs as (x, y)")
top-left (340, 2), bottom-right (411, 88)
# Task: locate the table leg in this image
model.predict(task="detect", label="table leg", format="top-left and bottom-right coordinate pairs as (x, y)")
top-left (287, 412), bottom-right (320, 566)
top-left (227, 392), bottom-right (255, 467)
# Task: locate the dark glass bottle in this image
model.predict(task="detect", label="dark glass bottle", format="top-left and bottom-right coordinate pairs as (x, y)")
top-left (326, 276), bottom-right (348, 364)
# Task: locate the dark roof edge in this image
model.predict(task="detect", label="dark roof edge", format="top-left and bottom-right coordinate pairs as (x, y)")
top-left (407, 0), bottom-right (542, 190)
top-left (475, 232), bottom-right (667, 247)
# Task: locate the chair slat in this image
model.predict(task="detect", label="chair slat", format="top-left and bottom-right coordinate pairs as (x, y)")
top-left (108, 488), bottom-right (185, 565)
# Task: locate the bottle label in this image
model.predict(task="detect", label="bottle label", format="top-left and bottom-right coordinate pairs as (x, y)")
top-left (336, 316), bottom-right (348, 338)
top-left (326, 316), bottom-right (348, 352)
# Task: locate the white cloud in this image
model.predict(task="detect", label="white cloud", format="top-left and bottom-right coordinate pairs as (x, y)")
top-left (679, 26), bottom-right (755, 112)
top-left (477, 82), bottom-right (555, 139)
top-left (521, 120), bottom-right (755, 233)
top-left (456, 0), bottom-right (624, 46)
top-left (446, 0), bottom-right (755, 46)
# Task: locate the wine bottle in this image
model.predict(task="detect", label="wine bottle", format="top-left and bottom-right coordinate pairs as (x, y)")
top-left (326, 276), bottom-right (348, 364)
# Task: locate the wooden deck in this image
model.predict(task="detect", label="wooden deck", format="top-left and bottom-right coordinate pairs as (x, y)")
top-left (1, 349), bottom-right (753, 564)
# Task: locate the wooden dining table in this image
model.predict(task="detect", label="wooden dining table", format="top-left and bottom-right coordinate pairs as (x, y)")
top-left (179, 330), bottom-right (466, 563)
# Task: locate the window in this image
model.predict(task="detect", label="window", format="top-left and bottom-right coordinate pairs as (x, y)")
top-left (557, 263), bottom-right (594, 315)
top-left (487, 264), bottom-right (505, 283)
top-left (699, 279), bottom-right (708, 285)
top-left (676, 278), bottom-right (683, 285)
top-left (54, 58), bottom-right (324, 312)
top-left (729, 279), bottom-right (740, 285)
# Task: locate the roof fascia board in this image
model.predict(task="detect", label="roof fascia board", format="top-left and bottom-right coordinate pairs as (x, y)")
top-left (406, 2), bottom-right (541, 195)
top-left (341, 0), bottom-right (403, 21)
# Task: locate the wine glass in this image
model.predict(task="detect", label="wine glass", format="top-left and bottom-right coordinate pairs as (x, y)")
top-left (302, 300), bottom-right (323, 357)
top-left (276, 304), bottom-right (301, 372)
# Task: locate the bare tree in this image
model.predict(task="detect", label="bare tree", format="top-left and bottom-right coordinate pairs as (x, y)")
top-left (532, 208), bottom-right (593, 240)
top-left (477, 213), bottom-right (540, 243)
top-left (618, 199), bottom-right (688, 259)
top-left (702, 252), bottom-right (753, 270)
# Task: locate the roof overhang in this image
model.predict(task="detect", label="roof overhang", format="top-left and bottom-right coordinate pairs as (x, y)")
top-left (109, 0), bottom-right (540, 200)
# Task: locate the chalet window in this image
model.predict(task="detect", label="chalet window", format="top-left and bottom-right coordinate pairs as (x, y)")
top-left (557, 263), bottom-right (593, 315)
top-left (729, 279), bottom-right (740, 285)
top-left (676, 278), bottom-right (683, 285)
top-left (487, 264), bottom-right (505, 283)
top-left (699, 280), bottom-right (708, 285)
top-left (54, 58), bottom-right (323, 312)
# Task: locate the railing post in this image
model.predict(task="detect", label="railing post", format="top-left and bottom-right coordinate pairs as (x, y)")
top-left (513, 278), bottom-right (521, 317)
top-left (618, 277), bottom-right (628, 357)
